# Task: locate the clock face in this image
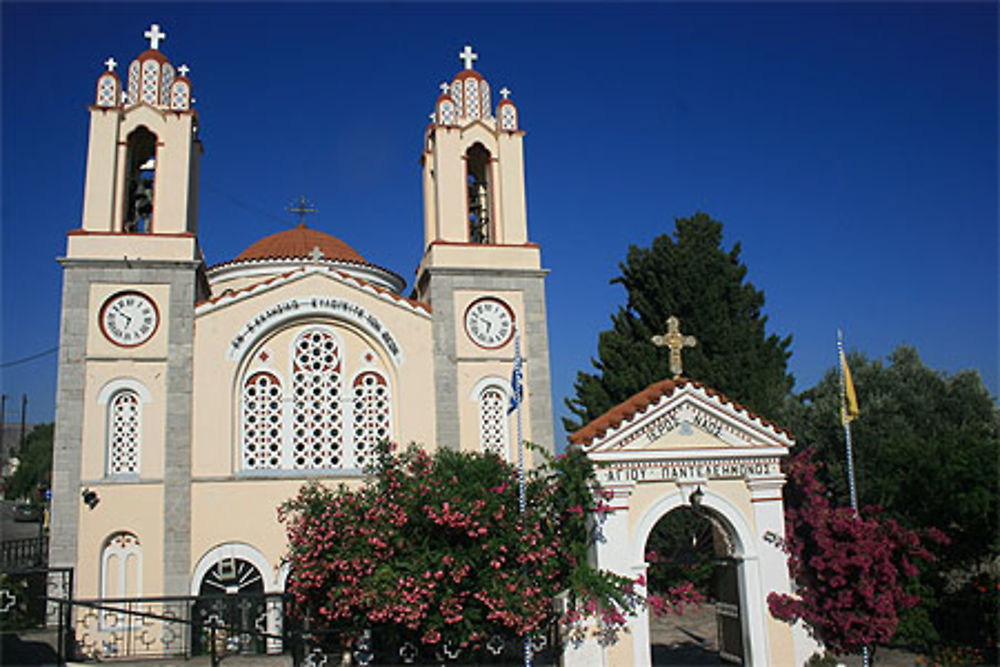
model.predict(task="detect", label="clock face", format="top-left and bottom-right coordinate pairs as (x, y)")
top-left (99, 291), bottom-right (159, 347)
top-left (464, 298), bottom-right (514, 349)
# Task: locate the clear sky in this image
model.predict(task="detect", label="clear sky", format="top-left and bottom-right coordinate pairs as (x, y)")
top-left (2, 3), bottom-right (996, 445)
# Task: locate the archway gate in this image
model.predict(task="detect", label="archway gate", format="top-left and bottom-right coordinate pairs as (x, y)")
top-left (565, 378), bottom-right (815, 666)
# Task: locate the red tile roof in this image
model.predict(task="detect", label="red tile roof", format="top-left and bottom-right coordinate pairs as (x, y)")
top-left (569, 377), bottom-right (793, 446)
top-left (235, 224), bottom-right (366, 263)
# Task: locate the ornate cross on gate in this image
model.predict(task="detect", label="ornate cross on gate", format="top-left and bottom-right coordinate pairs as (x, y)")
top-left (651, 316), bottom-right (697, 379)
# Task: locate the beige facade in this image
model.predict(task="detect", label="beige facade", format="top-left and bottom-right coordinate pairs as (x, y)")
top-left (50, 34), bottom-right (553, 606)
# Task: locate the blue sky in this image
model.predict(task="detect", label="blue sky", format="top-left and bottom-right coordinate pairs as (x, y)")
top-left (2, 3), bottom-right (996, 444)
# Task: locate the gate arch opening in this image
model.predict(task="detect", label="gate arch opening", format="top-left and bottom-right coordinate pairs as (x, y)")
top-left (645, 504), bottom-right (742, 665)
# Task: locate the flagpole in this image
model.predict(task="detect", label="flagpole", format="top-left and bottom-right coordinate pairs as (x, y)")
top-left (509, 328), bottom-right (531, 667)
top-left (837, 330), bottom-right (860, 516)
top-left (837, 329), bottom-right (868, 667)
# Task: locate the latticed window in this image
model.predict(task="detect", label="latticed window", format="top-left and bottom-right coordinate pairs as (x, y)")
top-left (159, 64), bottom-right (175, 106)
top-left (128, 61), bottom-right (140, 104)
top-left (465, 78), bottom-right (480, 119)
top-left (479, 387), bottom-right (508, 458)
top-left (97, 74), bottom-right (118, 107)
top-left (352, 372), bottom-right (391, 468)
top-left (242, 372), bottom-right (283, 470)
top-left (291, 329), bottom-right (344, 469)
top-left (141, 59), bottom-right (160, 105)
top-left (107, 390), bottom-right (141, 476)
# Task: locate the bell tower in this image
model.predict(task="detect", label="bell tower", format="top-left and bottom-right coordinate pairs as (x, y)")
top-left (415, 47), bottom-right (553, 455)
top-left (50, 24), bottom-right (204, 598)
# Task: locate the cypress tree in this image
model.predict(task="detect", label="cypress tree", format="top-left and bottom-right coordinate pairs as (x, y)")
top-left (564, 212), bottom-right (793, 432)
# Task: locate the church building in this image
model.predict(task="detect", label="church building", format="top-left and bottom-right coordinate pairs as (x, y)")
top-left (49, 27), bottom-right (554, 602)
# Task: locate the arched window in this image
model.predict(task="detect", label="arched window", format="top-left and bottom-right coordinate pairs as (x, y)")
top-left (478, 385), bottom-right (509, 459)
top-left (351, 371), bottom-right (391, 468)
top-left (107, 390), bottom-right (141, 476)
top-left (291, 329), bottom-right (344, 469)
top-left (101, 532), bottom-right (142, 600)
top-left (466, 143), bottom-right (493, 244)
top-left (242, 372), bottom-right (284, 470)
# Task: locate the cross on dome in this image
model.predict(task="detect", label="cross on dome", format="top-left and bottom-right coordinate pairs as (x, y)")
top-left (177, 64), bottom-right (190, 77)
top-left (144, 23), bottom-right (167, 50)
top-left (458, 45), bottom-right (478, 70)
top-left (104, 57), bottom-right (118, 72)
top-left (651, 316), bottom-right (698, 379)
top-left (287, 195), bottom-right (318, 226)
top-left (500, 87), bottom-right (511, 100)
top-left (439, 82), bottom-right (450, 93)
top-left (308, 246), bottom-right (325, 262)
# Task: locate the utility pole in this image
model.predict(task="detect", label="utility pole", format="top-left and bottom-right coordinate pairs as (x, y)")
top-left (19, 394), bottom-right (28, 454)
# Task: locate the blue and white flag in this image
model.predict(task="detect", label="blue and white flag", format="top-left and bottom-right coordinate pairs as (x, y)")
top-left (508, 332), bottom-right (523, 415)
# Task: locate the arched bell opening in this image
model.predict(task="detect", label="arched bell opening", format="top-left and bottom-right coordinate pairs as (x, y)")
top-left (122, 126), bottom-right (157, 233)
top-left (465, 142), bottom-right (493, 244)
top-left (646, 504), bottom-right (744, 666)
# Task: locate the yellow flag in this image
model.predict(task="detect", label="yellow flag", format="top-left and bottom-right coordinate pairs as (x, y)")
top-left (840, 349), bottom-right (860, 425)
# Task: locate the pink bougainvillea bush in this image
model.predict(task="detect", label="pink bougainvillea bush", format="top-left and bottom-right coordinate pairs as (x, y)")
top-left (279, 442), bottom-right (646, 654)
top-left (768, 448), bottom-right (947, 654)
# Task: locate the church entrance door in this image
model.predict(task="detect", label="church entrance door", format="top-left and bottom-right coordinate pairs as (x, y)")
top-left (192, 558), bottom-right (268, 656)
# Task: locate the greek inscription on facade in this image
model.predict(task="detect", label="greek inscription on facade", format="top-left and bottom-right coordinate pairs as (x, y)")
top-left (230, 296), bottom-right (402, 364)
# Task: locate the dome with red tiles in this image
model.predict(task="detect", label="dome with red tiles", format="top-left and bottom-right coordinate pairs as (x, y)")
top-left (236, 224), bottom-right (367, 264)
top-left (209, 223), bottom-right (406, 295)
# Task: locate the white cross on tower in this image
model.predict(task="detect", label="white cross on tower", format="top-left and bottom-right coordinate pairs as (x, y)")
top-left (144, 23), bottom-right (167, 50)
top-left (177, 64), bottom-right (190, 77)
top-left (500, 87), bottom-right (511, 100)
top-left (458, 45), bottom-right (478, 70)
top-left (439, 82), bottom-right (450, 94)
top-left (104, 57), bottom-right (117, 72)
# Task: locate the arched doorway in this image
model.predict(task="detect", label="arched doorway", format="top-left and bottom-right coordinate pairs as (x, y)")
top-left (192, 557), bottom-right (269, 656)
top-left (646, 505), bottom-right (743, 665)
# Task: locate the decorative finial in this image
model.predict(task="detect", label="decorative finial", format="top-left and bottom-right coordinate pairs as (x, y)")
top-left (499, 87), bottom-right (511, 100)
top-left (439, 82), bottom-right (450, 94)
top-left (429, 112), bottom-right (436, 121)
top-left (458, 45), bottom-right (478, 70)
top-left (307, 246), bottom-right (325, 262)
top-left (287, 195), bottom-right (318, 226)
top-left (104, 57), bottom-right (118, 72)
top-left (177, 64), bottom-right (190, 77)
top-left (144, 23), bottom-right (167, 51)
top-left (651, 316), bottom-right (697, 379)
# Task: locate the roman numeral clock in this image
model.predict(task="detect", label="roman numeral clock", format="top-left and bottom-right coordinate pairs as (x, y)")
top-left (99, 291), bottom-right (160, 347)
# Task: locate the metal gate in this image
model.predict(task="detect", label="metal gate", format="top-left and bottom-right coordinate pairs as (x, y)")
top-left (714, 558), bottom-right (743, 664)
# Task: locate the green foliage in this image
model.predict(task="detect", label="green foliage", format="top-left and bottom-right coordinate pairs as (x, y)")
top-left (564, 212), bottom-right (793, 432)
top-left (4, 423), bottom-right (53, 501)
top-left (781, 346), bottom-right (999, 653)
top-left (781, 347), bottom-right (998, 567)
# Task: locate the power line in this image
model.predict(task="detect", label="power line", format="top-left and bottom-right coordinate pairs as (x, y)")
top-left (0, 347), bottom-right (57, 368)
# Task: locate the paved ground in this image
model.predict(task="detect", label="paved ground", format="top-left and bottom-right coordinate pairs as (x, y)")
top-left (649, 602), bottom-right (929, 666)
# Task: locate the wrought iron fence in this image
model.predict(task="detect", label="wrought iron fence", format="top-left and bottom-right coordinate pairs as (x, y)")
top-left (45, 592), bottom-right (285, 665)
top-left (31, 589), bottom-right (562, 665)
top-left (284, 617), bottom-right (563, 666)
top-left (0, 536), bottom-right (48, 570)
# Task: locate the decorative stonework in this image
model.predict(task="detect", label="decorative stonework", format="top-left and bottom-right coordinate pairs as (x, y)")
top-left (479, 386), bottom-right (508, 458)
top-left (107, 390), bottom-right (141, 476)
